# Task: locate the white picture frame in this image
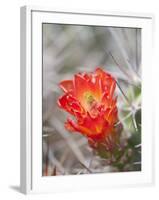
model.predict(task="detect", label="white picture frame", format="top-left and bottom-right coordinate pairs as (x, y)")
top-left (20, 6), bottom-right (154, 194)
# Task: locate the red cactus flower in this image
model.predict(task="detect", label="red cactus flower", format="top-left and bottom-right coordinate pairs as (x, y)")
top-left (58, 68), bottom-right (119, 144)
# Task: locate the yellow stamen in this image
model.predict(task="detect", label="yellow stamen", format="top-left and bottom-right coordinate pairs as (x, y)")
top-left (84, 92), bottom-right (95, 105)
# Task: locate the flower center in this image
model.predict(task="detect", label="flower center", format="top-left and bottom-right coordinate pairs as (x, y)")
top-left (84, 92), bottom-right (95, 105)
top-left (83, 92), bottom-right (99, 117)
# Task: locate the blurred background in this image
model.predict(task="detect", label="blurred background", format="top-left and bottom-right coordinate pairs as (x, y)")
top-left (42, 24), bottom-right (141, 176)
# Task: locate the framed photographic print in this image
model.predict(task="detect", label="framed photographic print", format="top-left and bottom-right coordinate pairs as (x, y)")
top-left (20, 6), bottom-right (154, 194)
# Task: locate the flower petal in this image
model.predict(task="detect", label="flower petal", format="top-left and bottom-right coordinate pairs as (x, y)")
top-left (95, 67), bottom-right (116, 98)
top-left (59, 80), bottom-right (73, 92)
top-left (65, 118), bottom-right (92, 136)
top-left (74, 74), bottom-right (88, 99)
top-left (58, 92), bottom-right (85, 118)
